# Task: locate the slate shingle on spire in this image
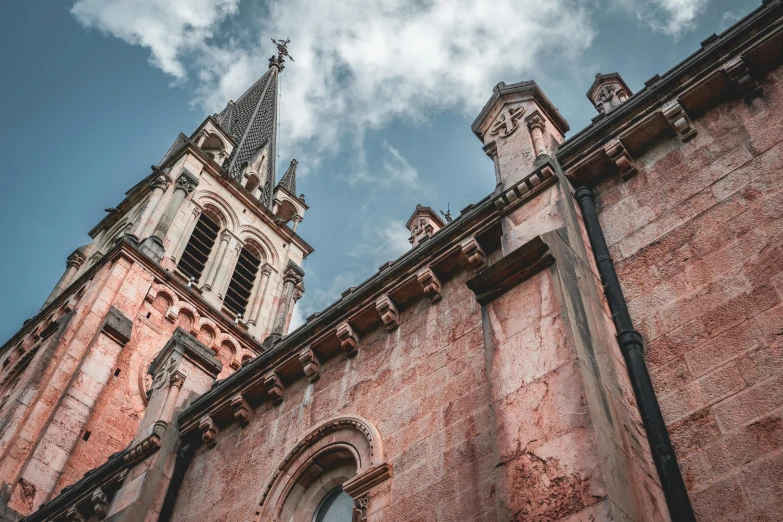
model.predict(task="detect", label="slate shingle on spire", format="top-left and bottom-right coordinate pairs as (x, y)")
top-left (278, 159), bottom-right (297, 195)
top-left (220, 61), bottom-right (282, 208)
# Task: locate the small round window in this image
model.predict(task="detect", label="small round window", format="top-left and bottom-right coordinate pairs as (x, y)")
top-left (313, 487), bottom-right (353, 522)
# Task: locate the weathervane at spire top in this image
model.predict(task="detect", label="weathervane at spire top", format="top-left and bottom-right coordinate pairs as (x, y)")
top-left (272, 38), bottom-right (294, 61)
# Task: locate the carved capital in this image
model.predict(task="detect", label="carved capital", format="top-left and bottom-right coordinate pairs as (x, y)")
top-left (260, 264), bottom-right (273, 277)
top-left (604, 139), bottom-right (637, 180)
top-left (89, 252), bottom-right (103, 266)
top-left (66, 250), bottom-right (87, 269)
top-left (199, 415), bottom-right (219, 448)
top-left (336, 321), bottom-right (360, 357)
top-left (264, 372), bottom-right (285, 404)
top-left (91, 488), bottom-right (108, 519)
top-left (220, 230), bottom-right (232, 243)
top-left (169, 370), bottom-right (186, 389)
top-left (192, 207), bottom-right (203, 219)
top-left (724, 56), bottom-right (762, 100)
top-left (293, 282), bottom-right (304, 301)
top-left (299, 347), bottom-right (321, 382)
top-left (460, 237), bottom-right (487, 272)
top-left (375, 294), bottom-right (400, 331)
top-left (490, 105), bottom-right (526, 137)
top-left (283, 263), bottom-right (304, 285)
top-left (525, 110), bottom-right (546, 132)
top-left (230, 394), bottom-right (253, 426)
top-left (175, 173), bottom-right (198, 194)
top-left (416, 267), bottom-right (442, 304)
top-left (353, 495), bottom-right (370, 522)
top-left (150, 174), bottom-right (171, 191)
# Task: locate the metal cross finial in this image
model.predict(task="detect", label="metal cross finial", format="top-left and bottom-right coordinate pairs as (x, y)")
top-left (271, 38), bottom-right (294, 62)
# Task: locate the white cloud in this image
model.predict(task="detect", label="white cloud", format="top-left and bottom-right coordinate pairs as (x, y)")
top-left (348, 218), bottom-right (411, 268)
top-left (382, 142), bottom-right (420, 189)
top-left (720, 10), bottom-right (745, 31)
top-left (71, 0), bottom-right (240, 80)
top-left (632, 0), bottom-right (711, 38)
top-left (71, 0), bottom-right (597, 161)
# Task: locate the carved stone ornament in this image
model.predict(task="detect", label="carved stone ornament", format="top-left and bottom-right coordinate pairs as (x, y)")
top-left (336, 322), bottom-right (360, 357)
top-left (230, 394), bottom-right (253, 426)
top-left (264, 372), bottom-right (285, 404)
top-left (150, 174), bottom-right (171, 190)
top-left (299, 347), bottom-right (321, 382)
top-left (220, 230), bottom-right (232, 243)
top-left (91, 488), bottom-right (108, 519)
top-left (169, 370), bottom-right (186, 388)
top-left (416, 267), bottom-right (442, 304)
top-left (661, 100), bottom-right (697, 141)
top-left (66, 250), bottom-right (87, 269)
top-left (724, 56), bottom-right (762, 100)
top-left (460, 237), bottom-right (487, 272)
top-left (199, 415), bottom-right (219, 448)
top-left (124, 422), bottom-right (164, 465)
top-left (175, 173), bottom-right (198, 193)
top-left (375, 294), bottom-right (400, 331)
top-left (490, 105), bottom-right (526, 137)
top-left (604, 139), bottom-right (637, 180)
top-left (353, 495), bottom-right (370, 522)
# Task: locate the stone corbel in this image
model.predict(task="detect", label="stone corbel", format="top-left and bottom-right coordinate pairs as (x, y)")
top-left (231, 394), bottom-right (253, 426)
top-left (661, 100), bottom-right (697, 141)
top-left (460, 237), bottom-right (487, 272)
top-left (724, 56), bottom-right (762, 100)
top-left (299, 347), bottom-right (321, 382)
top-left (264, 372), bottom-right (285, 404)
top-left (124, 421), bottom-right (165, 465)
top-left (375, 295), bottom-right (400, 331)
top-left (91, 488), bottom-right (108, 520)
top-left (353, 496), bottom-right (370, 522)
top-left (416, 267), bottom-right (442, 304)
top-left (336, 322), bottom-right (360, 357)
top-left (199, 415), bottom-right (219, 448)
top-left (604, 139), bottom-right (637, 180)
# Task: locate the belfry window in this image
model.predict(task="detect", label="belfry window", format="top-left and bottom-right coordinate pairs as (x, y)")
top-left (223, 244), bottom-right (261, 317)
top-left (176, 210), bottom-right (220, 283)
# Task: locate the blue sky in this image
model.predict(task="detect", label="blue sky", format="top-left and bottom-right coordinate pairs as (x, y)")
top-left (0, 0), bottom-right (759, 341)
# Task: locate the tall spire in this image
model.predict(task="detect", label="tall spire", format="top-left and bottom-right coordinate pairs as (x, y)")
top-left (278, 159), bottom-right (298, 194)
top-left (220, 54), bottom-right (285, 208)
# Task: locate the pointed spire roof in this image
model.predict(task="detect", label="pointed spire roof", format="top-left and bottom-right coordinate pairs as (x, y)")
top-left (278, 159), bottom-right (298, 194)
top-left (220, 59), bottom-right (283, 208)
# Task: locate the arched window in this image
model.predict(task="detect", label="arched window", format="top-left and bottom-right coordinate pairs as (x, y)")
top-left (223, 243), bottom-right (262, 318)
top-left (314, 487), bottom-right (353, 522)
top-left (245, 174), bottom-right (261, 194)
top-left (201, 134), bottom-right (226, 165)
top-left (176, 208), bottom-right (221, 283)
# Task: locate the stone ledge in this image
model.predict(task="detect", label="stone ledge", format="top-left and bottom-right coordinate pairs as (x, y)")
top-left (466, 235), bottom-right (555, 305)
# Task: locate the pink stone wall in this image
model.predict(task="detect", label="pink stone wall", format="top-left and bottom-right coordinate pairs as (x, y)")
top-left (594, 65), bottom-right (783, 521)
top-left (172, 270), bottom-right (496, 522)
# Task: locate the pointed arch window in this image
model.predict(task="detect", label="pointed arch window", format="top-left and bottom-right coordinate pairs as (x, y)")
top-left (176, 209), bottom-right (221, 283)
top-left (223, 243), bottom-right (262, 318)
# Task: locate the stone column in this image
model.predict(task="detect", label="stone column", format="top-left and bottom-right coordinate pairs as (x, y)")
top-left (270, 261), bottom-right (304, 336)
top-left (247, 265), bottom-right (272, 326)
top-left (202, 230), bottom-right (231, 291)
top-left (526, 111), bottom-right (548, 158)
top-left (128, 173), bottom-right (171, 242)
top-left (140, 170), bottom-right (199, 262)
top-left (214, 240), bottom-right (243, 299)
top-left (291, 216), bottom-right (302, 233)
top-left (171, 206), bottom-right (201, 264)
top-left (41, 249), bottom-right (87, 308)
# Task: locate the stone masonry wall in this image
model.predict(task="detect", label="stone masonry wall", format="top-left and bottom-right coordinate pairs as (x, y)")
top-left (171, 269), bottom-right (495, 522)
top-left (594, 64), bottom-right (783, 520)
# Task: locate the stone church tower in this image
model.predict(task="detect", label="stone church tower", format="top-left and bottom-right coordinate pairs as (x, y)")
top-left (0, 54), bottom-right (311, 517)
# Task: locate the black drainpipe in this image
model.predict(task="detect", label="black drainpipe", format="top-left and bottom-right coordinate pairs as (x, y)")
top-left (157, 440), bottom-right (198, 522)
top-left (574, 186), bottom-right (696, 522)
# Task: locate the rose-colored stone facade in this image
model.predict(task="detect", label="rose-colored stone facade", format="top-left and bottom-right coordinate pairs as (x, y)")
top-left (4, 4), bottom-right (783, 522)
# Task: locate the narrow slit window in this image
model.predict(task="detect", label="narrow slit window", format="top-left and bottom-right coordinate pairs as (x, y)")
top-left (177, 211), bottom-right (220, 283)
top-left (223, 246), bottom-right (261, 318)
